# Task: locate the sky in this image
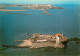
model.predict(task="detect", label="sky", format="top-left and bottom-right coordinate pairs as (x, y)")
top-left (0, 0), bottom-right (80, 4)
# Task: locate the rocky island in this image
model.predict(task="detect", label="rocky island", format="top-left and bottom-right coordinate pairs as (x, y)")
top-left (13, 33), bottom-right (68, 48)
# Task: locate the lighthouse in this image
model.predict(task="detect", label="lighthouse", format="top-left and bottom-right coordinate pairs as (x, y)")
top-left (55, 33), bottom-right (61, 47)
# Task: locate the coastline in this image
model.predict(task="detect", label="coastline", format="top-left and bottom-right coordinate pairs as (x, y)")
top-left (0, 9), bottom-right (26, 11)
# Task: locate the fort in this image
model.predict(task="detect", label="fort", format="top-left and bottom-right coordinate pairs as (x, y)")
top-left (14, 33), bottom-right (68, 48)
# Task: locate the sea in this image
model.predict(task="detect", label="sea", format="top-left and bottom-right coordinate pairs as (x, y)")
top-left (0, 4), bottom-right (80, 56)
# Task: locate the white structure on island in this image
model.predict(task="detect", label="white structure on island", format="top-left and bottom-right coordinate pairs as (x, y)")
top-left (55, 34), bottom-right (60, 47)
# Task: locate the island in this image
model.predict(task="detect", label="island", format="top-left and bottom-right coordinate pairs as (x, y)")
top-left (13, 33), bottom-right (68, 48)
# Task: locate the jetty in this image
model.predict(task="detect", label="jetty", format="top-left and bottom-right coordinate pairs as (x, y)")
top-left (0, 9), bottom-right (26, 11)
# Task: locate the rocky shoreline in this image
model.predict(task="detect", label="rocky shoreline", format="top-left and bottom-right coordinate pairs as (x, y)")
top-left (14, 33), bottom-right (68, 48)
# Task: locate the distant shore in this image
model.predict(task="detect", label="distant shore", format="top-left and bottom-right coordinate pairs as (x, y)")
top-left (0, 9), bottom-right (26, 11)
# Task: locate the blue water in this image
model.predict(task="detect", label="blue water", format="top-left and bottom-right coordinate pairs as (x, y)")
top-left (0, 4), bottom-right (80, 56)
